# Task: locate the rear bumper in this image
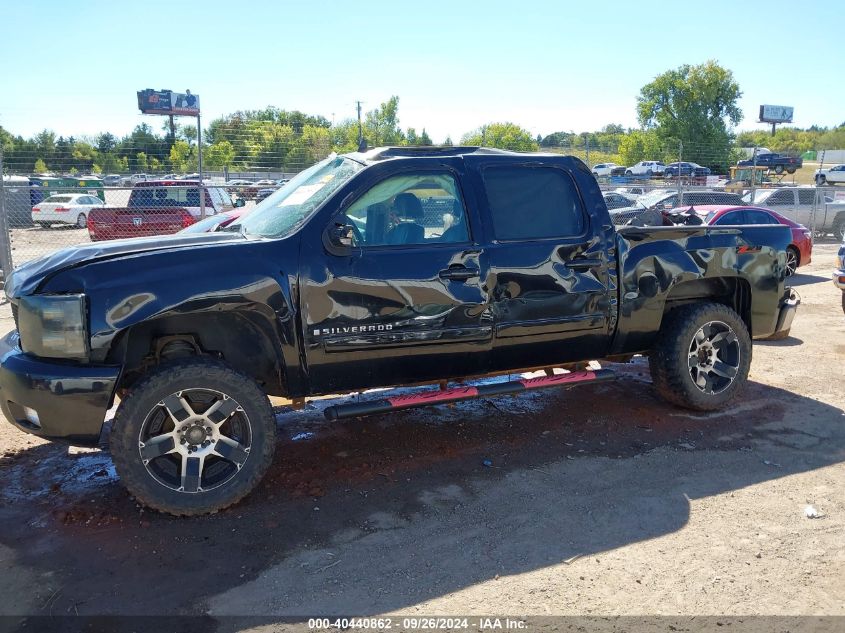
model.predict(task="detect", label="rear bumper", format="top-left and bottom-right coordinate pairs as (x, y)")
top-left (0, 331), bottom-right (120, 446)
top-left (833, 268), bottom-right (845, 291)
top-left (773, 288), bottom-right (800, 336)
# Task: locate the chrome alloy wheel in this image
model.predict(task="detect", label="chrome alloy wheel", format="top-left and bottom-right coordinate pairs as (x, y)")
top-left (785, 249), bottom-right (798, 276)
top-left (687, 321), bottom-right (741, 395)
top-left (137, 389), bottom-right (252, 493)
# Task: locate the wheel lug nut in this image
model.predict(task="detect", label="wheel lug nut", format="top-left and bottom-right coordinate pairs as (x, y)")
top-left (180, 438), bottom-right (186, 444)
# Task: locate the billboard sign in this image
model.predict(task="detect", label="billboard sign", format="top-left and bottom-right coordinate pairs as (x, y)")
top-left (759, 105), bottom-right (793, 124)
top-left (137, 89), bottom-right (200, 116)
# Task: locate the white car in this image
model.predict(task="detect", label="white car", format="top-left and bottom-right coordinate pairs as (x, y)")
top-left (625, 160), bottom-right (665, 177)
top-left (592, 163), bottom-right (624, 177)
top-left (815, 164), bottom-right (845, 186)
top-left (31, 193), bottom-right (105, 229)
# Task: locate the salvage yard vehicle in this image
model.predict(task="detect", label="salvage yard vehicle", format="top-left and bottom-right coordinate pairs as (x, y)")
top-left (743, 186), bottom-right (845, 241)
top-left (737, 152), bottom-right (802, 175)
top-left (834, 239), bottom-right (845, 314)
top-left (625, 160), bottom-right (665, 177)
top-left (31, 193), bottom-right (105, 229)
top-left (815, 164), bottom-right (845, 186)
top-left (0, 146), bottom-right (798, 516)
top-left (87, 180), bottom-right (245, 241)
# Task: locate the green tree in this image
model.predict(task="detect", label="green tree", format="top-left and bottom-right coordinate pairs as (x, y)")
top-left (363, 96), bottom-right (405, 146)
top-left (204, 140), bottom-right (236, 170)
top-left (637, 61), bottom-right (742, 170)
top-left (461, 122), bottom-right (538, 151)
top-left (135, 152), bottom-right (148, 172)
top-left (443, 136), bottom-right (453, 147)
top-left (34, 158), bottom-right (48, 173)
top-left (419, 129), bottom-right (433, 146)
top-left (169, 141), bottom-right (195, 173)
top-left (617, 129), bottom-right (664, 166)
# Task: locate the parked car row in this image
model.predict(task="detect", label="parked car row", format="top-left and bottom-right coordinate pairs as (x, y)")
top-left (592, 160), bottom-right (712, 179)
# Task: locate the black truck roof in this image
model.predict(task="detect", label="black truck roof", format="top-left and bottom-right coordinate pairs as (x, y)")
top-left (346, 145), bottom-right (554, 164)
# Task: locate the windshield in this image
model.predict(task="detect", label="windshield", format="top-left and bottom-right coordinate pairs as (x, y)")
top-left (636, 189), bottom-right (671, 208)
top-left (231, 154), bottom-right (363, 238)
top-left (743, 189), bottom-right (774, 204)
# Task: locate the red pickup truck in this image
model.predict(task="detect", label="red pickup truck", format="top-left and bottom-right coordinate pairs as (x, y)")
top-left (87, 180), bottom-right (243, 241)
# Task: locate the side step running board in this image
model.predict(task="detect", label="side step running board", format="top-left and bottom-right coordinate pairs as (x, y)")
top-left (323, 369), bottom-right (615, 421)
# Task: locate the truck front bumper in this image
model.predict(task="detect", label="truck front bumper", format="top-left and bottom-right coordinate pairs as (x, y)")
top-left (772, 287), bottom-right (800, 337)
top-left (0, 331), bottom-right (120, 447)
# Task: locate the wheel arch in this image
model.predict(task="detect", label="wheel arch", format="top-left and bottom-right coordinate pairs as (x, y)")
top-left (661, 276), bottom-right (753, 334)
top-left (107, 310), bottom-right (289, 397)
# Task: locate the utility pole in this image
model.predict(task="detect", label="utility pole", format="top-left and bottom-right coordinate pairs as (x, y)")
top-left (750, 146), bottom-right (758, 203)
top-left (356, 101), bottom-right (365, 152)
top-left (197, 112), bottom-right (205, 218)
top-left (677, 140), bottom-right (683, 201)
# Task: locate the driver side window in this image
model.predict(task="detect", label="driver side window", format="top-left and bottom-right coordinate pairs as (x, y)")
top-left (343, 172), bottom-right (470, 247)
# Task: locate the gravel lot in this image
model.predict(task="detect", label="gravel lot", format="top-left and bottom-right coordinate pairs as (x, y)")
top-left (0, 241), bottom-right (842, 628)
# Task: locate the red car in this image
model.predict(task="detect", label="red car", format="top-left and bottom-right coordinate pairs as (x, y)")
top-left (674, 205), bottom-right (812, 276)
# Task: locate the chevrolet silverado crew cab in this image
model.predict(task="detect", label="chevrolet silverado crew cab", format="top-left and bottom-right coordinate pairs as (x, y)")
top-left (0, 147), bottom-right (799, 516)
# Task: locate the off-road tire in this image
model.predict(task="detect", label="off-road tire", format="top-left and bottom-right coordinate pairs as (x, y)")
top-left (110, 358), bottom-right (277, 516)
top-left (648, 302), bottom-right (752, 411)
top-left (833, 216), bottom-right (845, 242)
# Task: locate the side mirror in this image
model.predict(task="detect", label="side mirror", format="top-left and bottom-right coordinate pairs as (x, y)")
top-left (233, 197), bottom-right (245, 208)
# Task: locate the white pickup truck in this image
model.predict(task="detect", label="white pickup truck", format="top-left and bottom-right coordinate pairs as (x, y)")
top-left (815, 164), bottom-right (845, 186)
top-left (745, 186), bottom-right (845, 240)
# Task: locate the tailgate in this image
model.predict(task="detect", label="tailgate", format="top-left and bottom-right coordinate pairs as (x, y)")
top-left (88, 207), bottom-right (190, 240)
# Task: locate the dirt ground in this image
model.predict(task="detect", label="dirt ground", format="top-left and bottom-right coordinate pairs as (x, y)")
top-left (0, 242), bottom-right (842, 630)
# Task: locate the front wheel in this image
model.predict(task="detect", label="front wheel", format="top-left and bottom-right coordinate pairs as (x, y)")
top-left (110, 358), bottom-right (277, 516)
top-left (816, 175), bottom-right (827, 186)
top-left (774, 165), bottom-right (784, 174)
top-left (648, 303), bottom-right (751, 411)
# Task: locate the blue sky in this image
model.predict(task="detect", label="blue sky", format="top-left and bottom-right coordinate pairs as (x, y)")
top-left (0, 0), bottom-right (838, 143)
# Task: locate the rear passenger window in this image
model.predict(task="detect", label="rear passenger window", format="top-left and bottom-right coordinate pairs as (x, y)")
top-left (797, 190), bottom-right (816, 205)
top-left (482, 166), bottom-right (584, 240)
top-left (744, 210), bottom-right (778, 224)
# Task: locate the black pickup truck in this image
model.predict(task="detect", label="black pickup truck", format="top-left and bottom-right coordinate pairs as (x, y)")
top-left (737, 152), bottom-right (803, 174)
top-left (0, 147), bottom-right (798, 515)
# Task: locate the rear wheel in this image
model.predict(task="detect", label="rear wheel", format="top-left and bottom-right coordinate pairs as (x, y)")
top-left (833, 216), bottom-right (845, 242)
top-left (625, 170), bottom-right (633, 176)
top-left (785, 246), bottom-right (799, 276)
top-left (76, 213), bottom-right (87, 228)
top-left (110, 358), bottom-right (277, 516)
top-left (37, 222), bottom-right (51, 229)
top-left (841, 292), bottom-right (845, 315)
top-left (816, 175), bottom-right (827, 186)
top-left (786, 167), bottom-right (796, 174)
top-left (649, 303), bottom-right (751, 411)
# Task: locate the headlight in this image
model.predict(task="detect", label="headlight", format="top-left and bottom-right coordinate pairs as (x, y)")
top-left (18, 294), bottom-right (88, 360)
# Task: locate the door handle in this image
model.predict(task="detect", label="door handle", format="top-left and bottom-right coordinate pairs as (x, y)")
top-left (439, 266), bottom-right (479, 281)
top-left (564, 258), bottom-right (603, 270)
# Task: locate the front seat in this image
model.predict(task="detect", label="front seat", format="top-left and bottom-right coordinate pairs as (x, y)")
top-left (385, 193), bottom-right (425, 245)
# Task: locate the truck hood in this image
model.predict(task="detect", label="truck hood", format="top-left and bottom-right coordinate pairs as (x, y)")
top-left (5, 232), bottom-right (246, 299)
